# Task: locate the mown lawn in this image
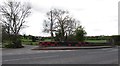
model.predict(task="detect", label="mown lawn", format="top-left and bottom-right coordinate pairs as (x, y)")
top-left (44, 39), bottom-right (51, 41)
top-left (21, 38), bottom-right (39, 45)
top-left (85, 40), bottom-right (107, 43)
top-left (43, 39), bottom-right (107, 43)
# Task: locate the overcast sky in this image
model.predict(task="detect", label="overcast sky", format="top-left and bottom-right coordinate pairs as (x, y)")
top-left (1, 0), bottom-right (120, 36)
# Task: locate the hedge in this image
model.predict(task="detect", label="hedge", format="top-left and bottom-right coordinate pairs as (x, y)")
top-left (111, 35), bottom-right (120, 45)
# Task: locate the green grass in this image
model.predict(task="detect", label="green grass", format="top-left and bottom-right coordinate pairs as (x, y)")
top-left (44, 39), bottom-right (51, 41)
top-left (21, 38), bottom-right (32, 42)
top-left (85, 40), bottom-right (107, 43)
top-left (21, 38), bottom-right (39, 45)
top-left (43, 38), bottom-right (107, 43)
top-left (42, 39), bottom-right (107, 43)
top-left (22, 41), bottom-right (38, 45)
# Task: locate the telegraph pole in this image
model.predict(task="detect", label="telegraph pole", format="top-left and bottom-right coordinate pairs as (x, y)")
top-left (50, 10), bottom-right (54, 41)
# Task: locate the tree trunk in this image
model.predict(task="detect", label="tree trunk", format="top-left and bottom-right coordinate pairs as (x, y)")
top-left (61, 26), bottom-right (65, 41)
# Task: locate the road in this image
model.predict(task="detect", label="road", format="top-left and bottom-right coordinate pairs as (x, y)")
top-left (2, 47), bottom-right (118, 64)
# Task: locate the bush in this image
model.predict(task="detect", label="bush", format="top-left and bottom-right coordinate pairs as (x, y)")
top-left (114, 41), bottom-right (120, 46)
top-left (30, 42), bottom-right (33, 45)
top-left (110, 35), bottom-right (120, 46)
top-left (4, 43), bottom-right (14, 48)
top-left (32, 36), bottom-right (36, 42)
top-left (74, 26), bottom-right (86, 42)
top-left (88, 42), bottom-right (109, 46)
top-left (4, 39), bottom-right (24, 48)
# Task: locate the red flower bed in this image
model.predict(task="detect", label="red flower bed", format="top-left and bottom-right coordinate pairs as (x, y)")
top-left (68, 44), bottom-right (71, 46)
top-left (39, 41), bottom-right (90, 47)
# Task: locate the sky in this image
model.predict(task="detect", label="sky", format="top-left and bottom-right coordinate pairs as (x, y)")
top-left (1, 0), bottom-right (120, 36)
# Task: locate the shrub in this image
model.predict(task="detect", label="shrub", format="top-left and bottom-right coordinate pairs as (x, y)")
top-left (4, 43), bottom-right (14, 48)
top-left (32, 36), bottom-right (36, 42)
top-left (4, 39), bottom-right (24, 48)
top-left (115, 42), bottom-right (120, 45)
top-left (110, 35), bottom-right (120, 46)
top-left (74, 26), bottom-right (86, 42)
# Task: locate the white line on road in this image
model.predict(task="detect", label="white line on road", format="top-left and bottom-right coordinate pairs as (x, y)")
top-left (3, 55), bottom-right (60, 62)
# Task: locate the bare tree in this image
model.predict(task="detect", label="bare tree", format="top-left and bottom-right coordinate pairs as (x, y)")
top-left (43, 8), bottom-right (78, 41)
top-left (0, 1), bottom-right (31, 48)
top-left (53, 9), bottom-right (79, 41)
top-left (43, 9), bottom-right (57, 41)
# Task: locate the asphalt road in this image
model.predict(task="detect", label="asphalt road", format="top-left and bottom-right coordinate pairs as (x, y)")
top-left (2, 47), bottom-right (118, 64)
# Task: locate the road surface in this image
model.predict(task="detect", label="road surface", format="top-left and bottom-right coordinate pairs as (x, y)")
top-left (2, 47), bottom-right (118, 64)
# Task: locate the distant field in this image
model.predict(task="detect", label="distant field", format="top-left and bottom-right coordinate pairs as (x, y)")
top-left (21, 39), bottom-right (32, 42)
top-left (40, 39), bottom-right (107, 42)
top-left (85, 40), bottom-right (107, 43)
top-left (21, 39), bottom-right (39, 45)
top-left (44, 39), bottom-right (51, 41)
top-left (43, 39), bottom-right (107, 43)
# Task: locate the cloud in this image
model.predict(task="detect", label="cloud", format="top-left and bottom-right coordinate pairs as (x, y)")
top-left (18, 0), bottom-right (119, 36)
top-left (31, 4), bottom-right (50, 13)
